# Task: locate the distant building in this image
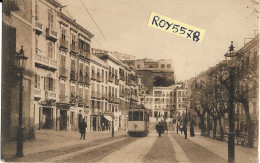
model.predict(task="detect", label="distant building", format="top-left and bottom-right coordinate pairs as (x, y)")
top-left (122, 58), bottom-right (176, 94)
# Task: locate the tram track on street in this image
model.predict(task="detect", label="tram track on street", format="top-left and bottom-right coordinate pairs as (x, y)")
top-left (6, 134), bottom-right (128, 162)
top-left (63, 136), bottom-right (138, 162)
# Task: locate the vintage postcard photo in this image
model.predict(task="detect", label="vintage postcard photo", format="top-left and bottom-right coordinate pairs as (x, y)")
top-left (1, 0), bottom-right (259, 162)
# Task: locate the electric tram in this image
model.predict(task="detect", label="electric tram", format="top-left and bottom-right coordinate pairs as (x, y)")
top-left (127, 105), bottom-right (149, 137)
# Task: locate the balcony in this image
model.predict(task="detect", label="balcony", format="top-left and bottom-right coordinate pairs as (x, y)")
top-left (79, 48), bottom-right (90, 59)
top-left (34, 88), bottom-right (41, 98)
top-left (59, 68), bottom-right (68, 78)
top-left (97, 75), bottom-right (102, 82)
top-left (84, 76), bottom-right (90, 85)
top-left (35, 53), bottom-right (57, 70)
top-left (46, 28), bottom-right (58, 42)
top-left (60, 95), bottom-right (69, 103)
top-left (84, 98), bottom-right (90, 106)
top-left (45, 90), bottom-right (56, 100)
top-left (85, 51), bottom-right (90, 59)
top-left (91, 91), bottom-right (97, 98)
top-left (115, 78), bottom-right (119, 85)
top-left (35, 21), bottom-right (43, 35)
top-left (97, 92), bottom-right (102, 99)
top-left (70, 71), bottom-right (78, 81)
top-left (91, 73), bottom-right (97, 81)
top-left (130, 80), bottom-right (135, 86)
top-left (108, 96), bottom-right (114, 102)
top-left (70, 96), bottom-right (77, 104)
top-left (108, 75), bottom-right (113, 83)
top-left (70, 44), bottom-right (78, 54)
top-left (60, 39), bottom-right (68, 49)
top-left (79, 74), bottom-right (84, 83)
top-left (114, 97), bottom-right (120, 104)
top-left (102, 94), bottom-right (107, 100)
top-left (120, 75), bottom-right (125, 81)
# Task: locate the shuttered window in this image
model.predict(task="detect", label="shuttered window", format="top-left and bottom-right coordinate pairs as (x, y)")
top-left (60, 82), bottom-right (65, 97)
top-left (48, 11), bottom-right (54, 29)
top-left (61, 55), bottom-right (66, 68)
top-left (71, 59), bottom-right (76, 71)
top-left (47, 42), bottom-right (54, 59)
top-left (35, 74), bottom-right (40, 88)
top-left (44, 77), bottom-right (55, 91)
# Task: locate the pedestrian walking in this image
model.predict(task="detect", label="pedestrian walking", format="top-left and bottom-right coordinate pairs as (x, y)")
top-left (180, 121), bottom-right (183, 134)
top-left (190, 120), bottom-right (195, 137)
top-left (156, 122), bottom-right (164, 137)
top-left (79, 119), bottom-right (87, 140)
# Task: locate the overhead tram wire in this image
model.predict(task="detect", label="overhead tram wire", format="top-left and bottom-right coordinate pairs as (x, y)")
top-left (57, 1), bottom-right (106, 50)
top-left (79, 0), bottom-right (114, 51)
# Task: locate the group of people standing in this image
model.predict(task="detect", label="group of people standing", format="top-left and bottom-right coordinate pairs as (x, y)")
top-left (176, 119), bottom-right (195, 137)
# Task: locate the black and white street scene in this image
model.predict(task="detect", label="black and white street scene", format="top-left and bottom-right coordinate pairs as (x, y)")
top-left (1, 0), bottom-right (259, 162)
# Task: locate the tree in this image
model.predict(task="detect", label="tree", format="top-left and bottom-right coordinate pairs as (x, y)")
top-left (153, 76), bottom-right (174, 87)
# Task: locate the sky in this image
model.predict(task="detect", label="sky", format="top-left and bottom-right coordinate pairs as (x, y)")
top-left (59, 0), bottom-right (259, 81)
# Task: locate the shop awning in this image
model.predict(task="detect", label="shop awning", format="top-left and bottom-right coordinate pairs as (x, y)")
top-left (104, 116), bottom-right (112, 121)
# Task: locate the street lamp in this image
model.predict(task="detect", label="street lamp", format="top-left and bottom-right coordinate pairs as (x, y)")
top-left (112, 106), bottom-right (114, 138)
top-left (15, 46), bottom-right (28, 157)
top-left (224, 41), bottom-right (238, 162)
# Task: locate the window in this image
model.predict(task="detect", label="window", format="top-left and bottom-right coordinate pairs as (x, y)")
top-left (79, 63), bottom-right (83, 75)
top-left (48, 10), bottom-right (54, 29)
top-left (138, 64), bottom-right (140, 68)
top-left (35, 1), bottom-right (39, 20)
top-left (167, 64), bottom-right (171, 68)
top-left (70, 112), bottom-right (74, 124)
top-left (71, 85), bottom-right (76, 97)
top-left (35, 35), bottom-right (38, 54)
top-left (60, 82), bottom-right (65, 97)
top-left (44, 77), bottom-right (55, 91)
top-left (133, 111), bottom-right (139, 121)
top-left (71, 59), bottom-right (76, 71)
top-left (79, 87), bottom-right (83, 99)
top-left (129, 111), bottom-right (133, 121)
top-left (60, 55), bottom-right (66, 68)
top-left (61, 28), bottom-right (66, 40)
top-left (71, 32), bottom-right (77, 46)
top-left (84, 88), bottom-right (89, 104)
top-left (47, 42), bottom-right (54, 59)
top-left (140, 111), bottom-right (144, 121)
top-left (35, 74), bottom-right (40, 88)
top-left (161, 64), bottom-right (165, 68)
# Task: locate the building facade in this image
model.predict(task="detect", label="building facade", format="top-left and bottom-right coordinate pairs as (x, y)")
top-left (2, 0), bottom-right (34, 140)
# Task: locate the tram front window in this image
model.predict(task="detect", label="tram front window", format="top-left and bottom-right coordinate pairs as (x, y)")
top-left (140, 111), bottom-right (143, 121)
top-left (133, 111), bottom-right (139, 121)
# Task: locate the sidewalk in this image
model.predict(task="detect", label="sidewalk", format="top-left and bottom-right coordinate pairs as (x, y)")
top-left (1, 129), bottom-right (126, 160)
top-left (172, 127), bottom-right (258, 163)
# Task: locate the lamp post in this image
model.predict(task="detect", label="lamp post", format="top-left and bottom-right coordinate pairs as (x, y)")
top-left (225, 41), bottom-right (238, 162)
top-left (15, 46), bottom-right (28, 157)
top-left (112, 106), bottom-right (114, 138)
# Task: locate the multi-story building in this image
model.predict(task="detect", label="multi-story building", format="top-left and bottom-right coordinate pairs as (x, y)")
top-left (33, 0), bottom-right (60, 131)
top-left (89, 54), bottom-right (108, 131)
top-left (33, 0), bottom-right (94, 132)
top-left (57, 12), bottom-right (93, 132)
top-left (175, 82), bottom-right (188, 117)
top-left (122, 58), bottom-right (176, 94)
top-left (2, 0), bottom-right (34, 140)
top-left (152, 86), bottom-right (175, 122)
top-left (92, 49), bottom-right (141, 131)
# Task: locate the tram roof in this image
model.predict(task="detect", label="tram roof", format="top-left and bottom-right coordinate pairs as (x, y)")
top-left (128, 105), bottom-right (146, 110)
